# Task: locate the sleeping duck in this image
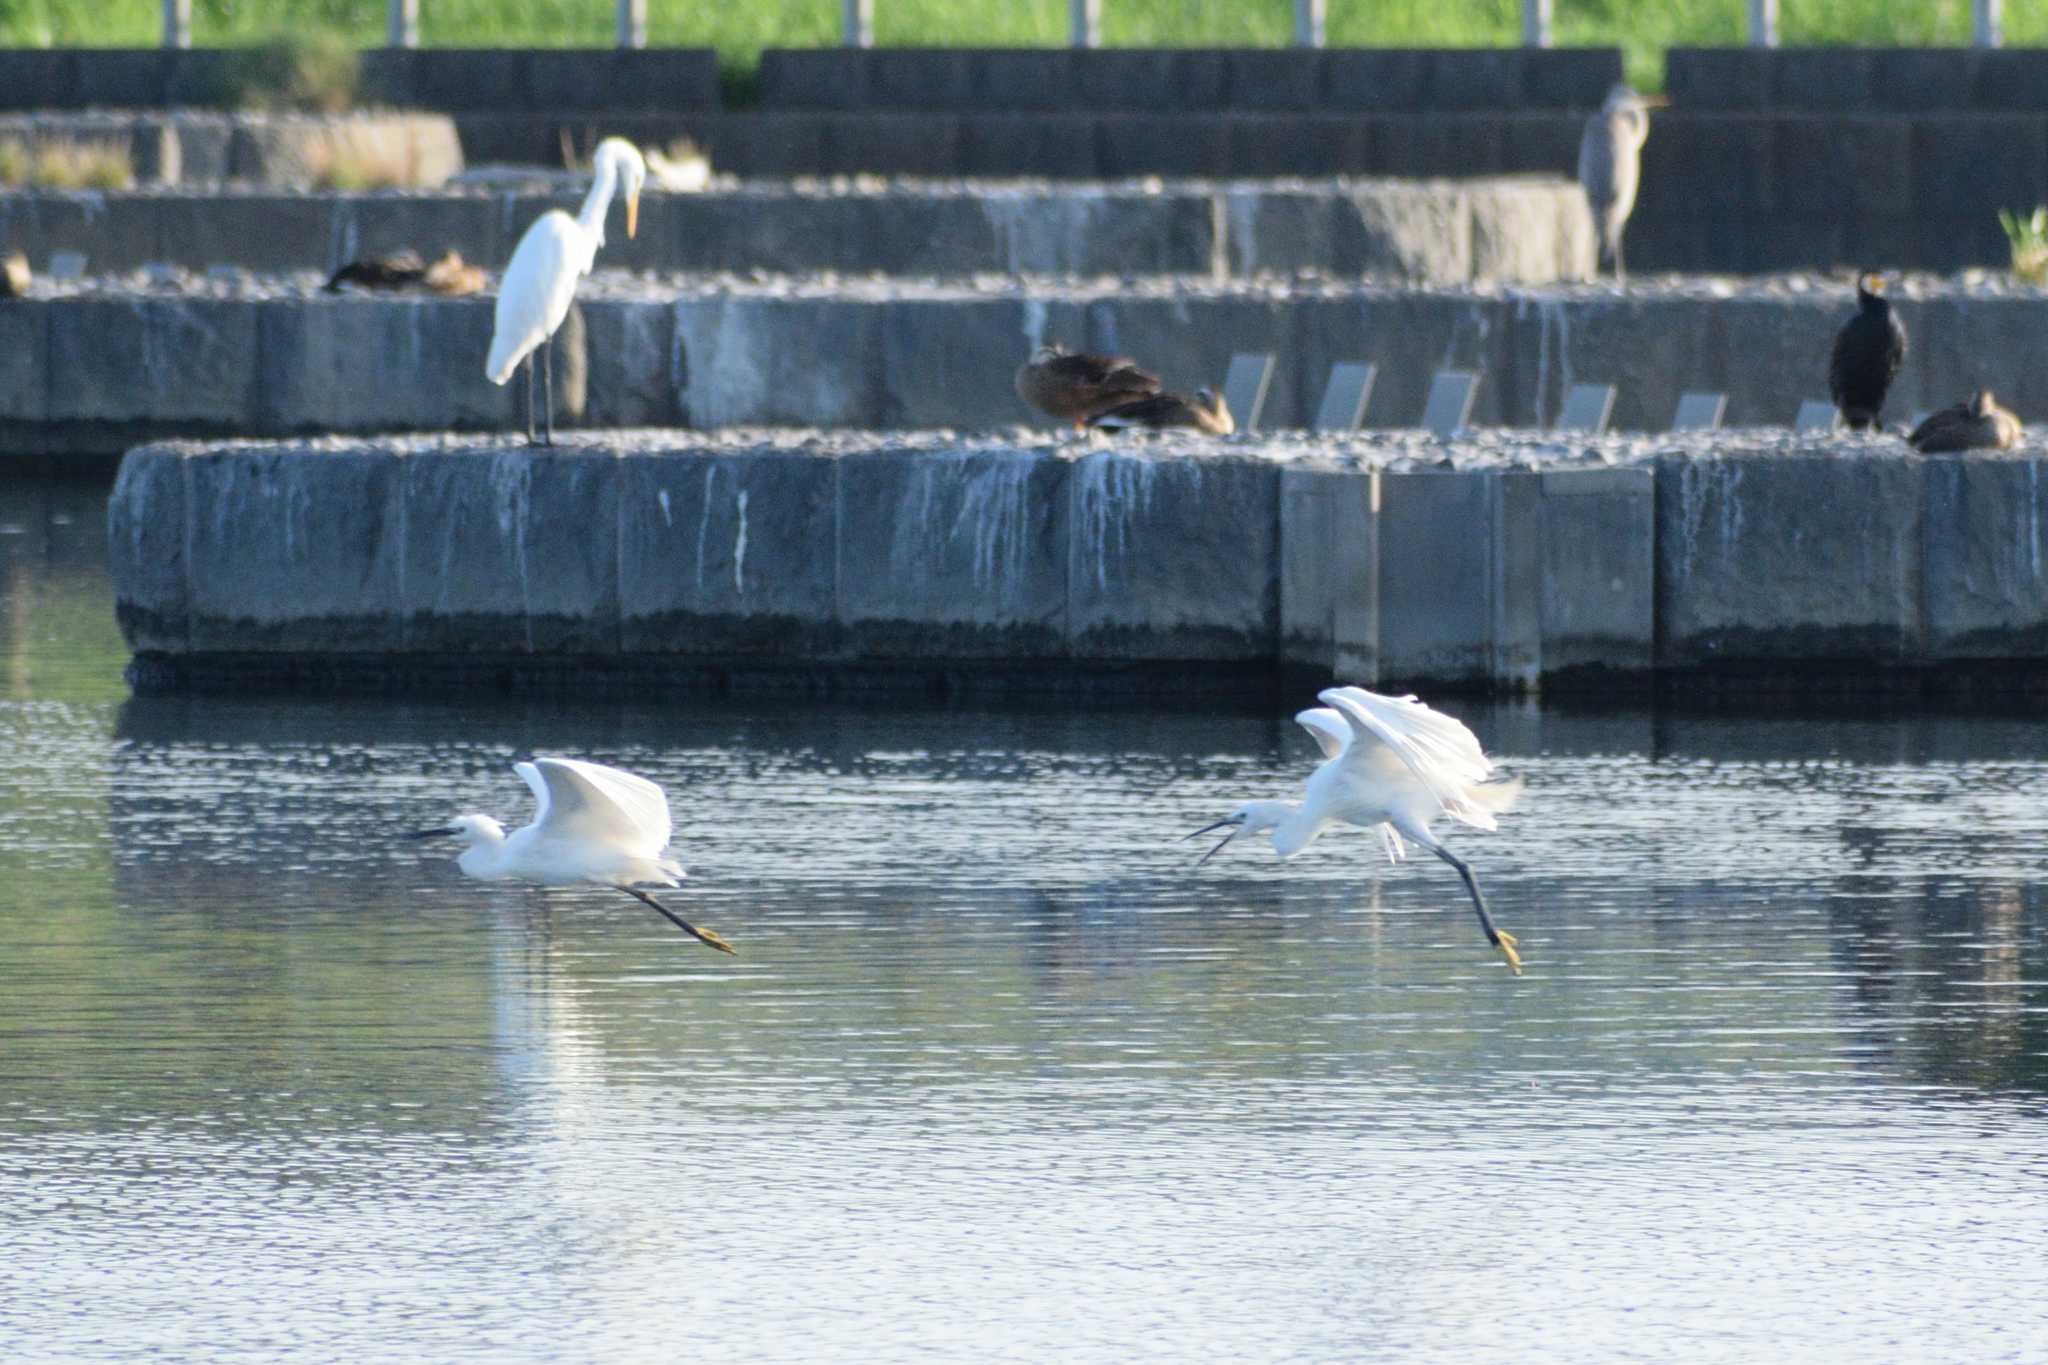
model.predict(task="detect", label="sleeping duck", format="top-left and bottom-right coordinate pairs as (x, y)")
top-left (1908, 389), bottom-right (2022, 453)
top-left (1015, 342), bottom-right (1161, 428)
top-left (1089, 387), bottom-right (1235, 437)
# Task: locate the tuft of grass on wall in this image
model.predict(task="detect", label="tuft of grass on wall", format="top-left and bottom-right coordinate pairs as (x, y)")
top-left (0, 138), bottom-right (134, 189)
top-left (1999, 208), bottom-right (2048, 286)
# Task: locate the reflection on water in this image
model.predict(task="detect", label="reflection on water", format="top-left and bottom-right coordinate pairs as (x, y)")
top-left (2, 481), bottom-right (2046, 1362)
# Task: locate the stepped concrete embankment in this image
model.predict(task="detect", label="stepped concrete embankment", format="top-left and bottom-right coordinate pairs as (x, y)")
top-left (0, 111), bottom-right (462, 187)
top-left (0, 176), bottom-right (1592, 282)
top-left (108, 430), bottom-right (2048, 697)
top-left (12, 276), bottom-right (2045, 456)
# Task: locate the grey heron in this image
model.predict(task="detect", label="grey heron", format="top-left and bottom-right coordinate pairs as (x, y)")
top-left (1578, 83), bottom-right (1667, 284)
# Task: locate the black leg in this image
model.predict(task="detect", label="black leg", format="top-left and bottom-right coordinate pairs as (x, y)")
top-left (622, 886), bottom-right (736, 955)
top-left (1428, 843), bottom-right (1521, 974)
top-left (523, 352), bottom-right (537, 445)
top-left (540, 333), bottom-right (555, 448)
top-left (1615, 235), bottom-right (1627, 287)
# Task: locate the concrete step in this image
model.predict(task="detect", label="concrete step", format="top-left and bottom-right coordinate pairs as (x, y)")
top-left (0, 110), bottom-right (462, 188)
top-left (109, 431), bottom-right (2048, 695)
top-left (0, 176), bottom-right (1593, 283)
top-left (442, 108), bottom-right (2035, 275)
top-left (1, 279), bottom-right (2029, 455)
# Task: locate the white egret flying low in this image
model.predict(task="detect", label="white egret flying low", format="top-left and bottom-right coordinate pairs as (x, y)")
top-left (486, 137), bottom-right (646, 446)
top-left (407, 756), bottom-right (735, 955)
top-left (1185, 687), bottom-right (1525, 973)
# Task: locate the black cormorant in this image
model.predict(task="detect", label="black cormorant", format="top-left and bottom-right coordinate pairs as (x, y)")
top-left (1829, 272), bottom-right (1908, 430)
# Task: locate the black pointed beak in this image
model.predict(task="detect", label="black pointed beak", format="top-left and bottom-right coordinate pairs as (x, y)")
top-left (1182, 818), bottom-right (1242, 866)
top-left (404, 827), bottom-right (458, 839)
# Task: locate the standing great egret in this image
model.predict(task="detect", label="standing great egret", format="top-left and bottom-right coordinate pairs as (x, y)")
top-left (1577, 83), bottom-right (1667, 285)
top-left (1185, 687), bottom-right (1525, 973)
top-left (486, 137), bottom-right (646, 446)
top-left (406, 756), bottom-right (735, 955)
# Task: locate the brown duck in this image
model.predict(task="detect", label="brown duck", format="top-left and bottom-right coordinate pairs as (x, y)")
top-left (325, 250), bottom-right (484, 296)
top-left (1015, 343), bottom-right (1161, 427)
top-left (421, 251), bottom-right (485, 296)
top-left (1908, 390), bottom-right (2022, 453)
top-left (1089, 387), bottom-right (1235, 436)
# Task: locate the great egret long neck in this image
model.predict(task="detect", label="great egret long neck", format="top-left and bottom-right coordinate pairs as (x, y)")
top-left (578, 154), bottom-right (622, 245)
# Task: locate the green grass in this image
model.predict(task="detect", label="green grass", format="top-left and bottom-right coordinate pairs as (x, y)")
top-left (2, 0), bottom-right (2044, 94)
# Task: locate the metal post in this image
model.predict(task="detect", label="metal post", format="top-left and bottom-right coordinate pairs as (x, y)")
top-left (1521, 0), bottom-right (1552, 48)
top-left (1070, 0), bottom-right (1100, 49)
top-left (161, 0), bottom-right (190, 49)
top-left (1748, 0), bottom-right (1779, 48)
top-left (387, 0), bottom-right (418, 48)
top-left (1974, 0), bottom-right (2002, 48)
top-left (616, 0), bottom-right (646, 49)
top-left (842, 0), bottom-right (872, 48)
top-left (1294, 0), bottom-right (1325, 48)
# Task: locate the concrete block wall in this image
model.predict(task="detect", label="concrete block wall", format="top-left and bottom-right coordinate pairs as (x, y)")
top-left (1667, 48), bottom-right (2048, 112)
top-left (1657, 448), bottom-right (2048, 670)
top-left (115, 435), bottom-right (2048, 695)
top-left (1628, 110), bottom-right (2048, 273)
top-left (16, 287), bottom-right (2048, 454)
top-left (0, 178), bottom-right (1594, 284)
top-left (445, 105), bottom-right (2037, 273)
top-left (108, 435), bottom-right (1654, 692)
top-left (0, 48), bottom-right (720, 113)
top-left (0, 110), bottom-right (462, 187)
top-left (754, 48), bottom-right (1622, 111)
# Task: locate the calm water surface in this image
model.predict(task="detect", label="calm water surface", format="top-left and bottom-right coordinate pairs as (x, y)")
top-left (2, 480), bottom-right (2045, 1362)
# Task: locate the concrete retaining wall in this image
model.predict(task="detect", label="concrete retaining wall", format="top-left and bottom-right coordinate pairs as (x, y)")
top-left (0, 111), bottom-right (463, 187)
top-left (753, 47), bottom-right (1620, 111)
top-left (442, 106), bottom-right (2034, 273)
top-left (0, 177), bottom-right (1594, 283)
top-left (114, 432), bottom-right (2048, 696)
top-left (0, 48), bottom-right (720, 113)
top-left (108, 432), bottom-right (1654, 692)
top-left (1655, 450), bottom-right (2048, 667)
top-left (1667, 47), bottom-right (2048, 112)
top-left (9, 284), bottom-right (2042, 455)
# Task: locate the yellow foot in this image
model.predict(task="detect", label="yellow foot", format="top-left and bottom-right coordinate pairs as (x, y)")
top-left (699, 928), bottom-right (739, 956)
top-left (1493, 930), bottom-right (1522, 976)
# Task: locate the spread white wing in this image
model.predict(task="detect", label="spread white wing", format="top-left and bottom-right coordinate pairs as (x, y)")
top-left (516, 757), bottom-right (672, 857)
top-left (1294, 707), bottom-right (1350, 761)
top-left (1301, 702), bottom-right (1410, 860)
top-left (1319, 687), bottom-right (1505, 830)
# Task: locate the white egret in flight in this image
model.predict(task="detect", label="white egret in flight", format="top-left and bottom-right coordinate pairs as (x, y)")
top-left (407, 756), bottom-right (735, 955)
top-left (486, 137), bottom-right (646, 446)
top-left (1186, 687), bottom-right (1524, 973)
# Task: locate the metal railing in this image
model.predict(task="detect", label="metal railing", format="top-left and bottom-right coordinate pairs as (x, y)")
top-left (154, 0), bottom-right (2009, 54)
